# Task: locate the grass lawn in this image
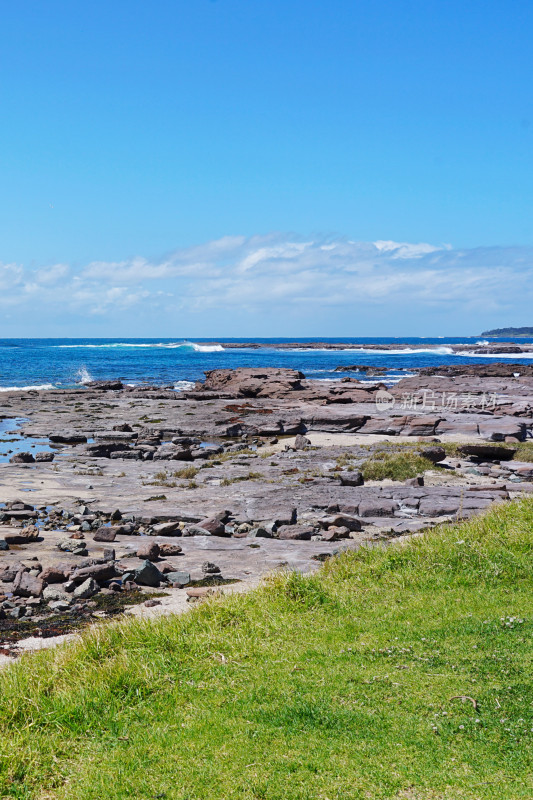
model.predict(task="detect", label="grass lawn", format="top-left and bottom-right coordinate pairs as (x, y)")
top-left (1, 499), bottom-right (533, 799)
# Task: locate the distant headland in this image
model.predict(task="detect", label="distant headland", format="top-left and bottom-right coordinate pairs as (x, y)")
top-left (481, 327), bottom-right (533, 336)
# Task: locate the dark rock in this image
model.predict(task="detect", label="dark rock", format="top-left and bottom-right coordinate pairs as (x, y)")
top-left (0, 540), bottom-right (8, 551)
top-left (277, 524), bottom-right (314, 540)
top-left (294, 434), bottom-right (311, 450)
top-left (318, 514), bottom-right (361, 532)
top-left (9, 452), bottom-right (35, 463)
top-left (202, 561), bottom-right (221, 574)
top-left (420, 446), bottom-right (446, 464)
top-left (85, 380), bottom-right (123, 390)
top-left (339, 471), bottom-right (364, 486)
top-left (134, 560), bottom-right (165, 587)
top-left (49, 433), bottom-right (87, 444)
top-left (4, 528), bottom-right (39, 545)
top-left (247, 527), bottom-right (272, 538)
top-left (404, 476), bottom-right (425, 487)
top-left (71, 563), bottom-right (116, 585)
top-left (197, 517), bottom-right (227, 536)
top-left (93, 527), bottom-right (117, 542)
top-left (35, 452), bottom-right (55, 462)
top-left (457, 444), bottom-right (516, 461)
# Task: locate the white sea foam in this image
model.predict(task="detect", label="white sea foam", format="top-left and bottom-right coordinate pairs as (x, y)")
top-left (288, 346), bottom-right (455, 355)
top-left (56, 341), bottom-right (225, 352)
top-left (0, 384), bottom-right (56, 392)
top-left (75, 366), bottom-right (93, 384)
top-left (173, 380), bottom-right (196, 391)
top-left (454, 351), bottom-right (533, 359)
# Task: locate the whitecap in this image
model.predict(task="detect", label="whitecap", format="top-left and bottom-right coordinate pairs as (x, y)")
top-left (0, 384), bottom-right (56, 392)
top-left (173, 380), bottom-right (196, 391)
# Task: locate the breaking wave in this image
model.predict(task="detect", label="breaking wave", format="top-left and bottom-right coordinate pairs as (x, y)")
top-left (75, 366), bottom-right (93, 384)
top-left (0, 384), bottom-right (56, 392)
top-left (173, 380), bottom-right (196, 391)
top-left (454, 351), bottom-right (533, 359)
top-left (56, 341), bottom-right (225, 352)
top-left (293, 346), bottom-right (456, 356)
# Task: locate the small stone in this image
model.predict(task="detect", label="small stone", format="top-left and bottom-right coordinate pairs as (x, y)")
top-left (73, 578), bottom-right (99, 599)
top-left (294, 434), bottom-right (311, 450)
top-left (35, 451), bottom-right (55, 462)
top-left (0, 540), bottom-right (8, 551)
top-left (136, 542), bottom-right (160, 561)
top-left (165, 571), bottom-right (190, 587)
top-left (158, 542), bottom-right (182, 556)
top-left (420, 446), bottom-right (446, 464)
top-left (49, 599), bottom-right (71, 612)
top-left (40, 566), bottom-right (69, 584)
top-left (93, 527), bottom-right (117, 542)
top-left (247, 527), bottom-right (272, 538)
top-left (339, 471), bottom-right (364, 486)
top-left (202, 561), bottom-right (221, 575)
top-left (152, 521), bottom-right (181, 536)
top-left (43, 586), bottom-right (71, 602)
top-left (197, 517), bottom-right (227, 536)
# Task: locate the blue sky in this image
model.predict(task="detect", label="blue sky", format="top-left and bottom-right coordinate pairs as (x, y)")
top-left (0, 0), bottom-right (532, 336)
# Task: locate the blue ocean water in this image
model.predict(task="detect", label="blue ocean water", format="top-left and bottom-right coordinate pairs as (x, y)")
top-left (0, 338), bottom-right (532, 391)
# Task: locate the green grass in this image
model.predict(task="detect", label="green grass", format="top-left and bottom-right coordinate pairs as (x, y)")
top-left (361, 450), bottom-right (435, 480)
top-left (2, 500), bottom-right (533, 799)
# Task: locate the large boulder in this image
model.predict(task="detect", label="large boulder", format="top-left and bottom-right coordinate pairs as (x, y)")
top-left (134, 560), bottom-right (165, 587)
top-left (13, 571), bottom-right (44, 598)
top-left (458, 444), bottom-right (516, 461)
top-left (4, 528), bottom-right (39, 545)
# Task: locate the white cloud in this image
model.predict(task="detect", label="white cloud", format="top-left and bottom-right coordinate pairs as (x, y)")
top-left (0, 235), bottom-right (532, 326)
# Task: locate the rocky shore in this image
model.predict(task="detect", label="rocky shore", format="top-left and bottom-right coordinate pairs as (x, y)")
top-left (198, 341), bottom-right (533, 354)
top-left (1, 363), bottom-right (532, 660)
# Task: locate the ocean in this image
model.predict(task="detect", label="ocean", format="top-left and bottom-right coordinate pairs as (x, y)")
top-left (0, 337), bottom-right (532, 391)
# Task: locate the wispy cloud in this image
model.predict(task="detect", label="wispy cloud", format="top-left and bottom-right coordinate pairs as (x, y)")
top-left (0, 234), bottom-right (532, 332)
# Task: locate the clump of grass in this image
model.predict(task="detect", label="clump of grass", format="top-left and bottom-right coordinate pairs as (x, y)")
top-left (361, 450), bottom-right (434, 480)
top-left (172, 466), bottom-right (199, 479)
top-left (220, 471), bottom-right (264, 486)
top-left (335, 452), bottom-right (357, 469)
top-left (208, 447), bottom-right (257, 464)
top-left (144, 469), bottom-right (177, 488)
top-left (1, 501), bottom-right (533, 798)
